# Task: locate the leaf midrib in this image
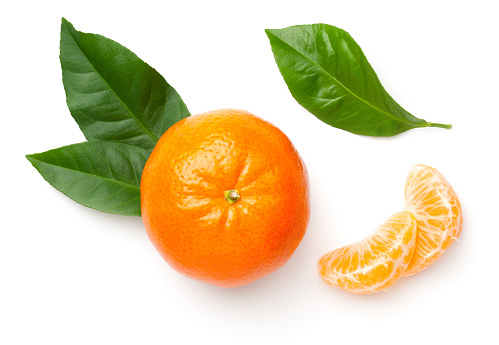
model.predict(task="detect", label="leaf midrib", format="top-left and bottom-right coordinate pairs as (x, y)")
top-left (267, 29), bottom-right (421, 127)
top-left (63, 21), bottom-right (159, 143)
top-left (28, 156), bottom-right (141, 191)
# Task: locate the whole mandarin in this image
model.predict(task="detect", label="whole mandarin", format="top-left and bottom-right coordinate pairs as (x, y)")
top-left (141, 109), bottom-right (310, 287)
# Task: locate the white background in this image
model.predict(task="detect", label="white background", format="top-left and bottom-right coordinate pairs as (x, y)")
top-left (2, 0), bottom-right (498, 344)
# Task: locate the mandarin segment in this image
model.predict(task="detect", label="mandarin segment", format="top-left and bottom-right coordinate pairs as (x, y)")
top-left (403, 165), bottom-right (462, 276)
top-left (318, 211), bottom-right (417, 294)
top-left (141, 109), bottom-right (310, 287)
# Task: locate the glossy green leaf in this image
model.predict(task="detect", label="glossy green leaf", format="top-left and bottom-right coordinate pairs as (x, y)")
top-left (266, 24), bottom-right (451, 136)
top-left (26, 141), bottom-right (150, 216)
top-left (60, 18), bottom-right (190, 151)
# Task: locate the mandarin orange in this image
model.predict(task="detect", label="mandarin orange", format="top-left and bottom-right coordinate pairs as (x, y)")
top-left (141, 109), bottom-right (310, 287)
top-left (403, 165), bottom-right (462, 276)
top-left (318, 211), bottom-right (417, 294)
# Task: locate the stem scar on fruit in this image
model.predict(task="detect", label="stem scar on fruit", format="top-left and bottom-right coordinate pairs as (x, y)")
top-left (224, 189), bottom-right (241, 205)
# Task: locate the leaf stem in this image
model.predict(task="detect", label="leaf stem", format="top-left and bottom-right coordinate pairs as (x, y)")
top-left (427, 122), bottom-right (452, 129)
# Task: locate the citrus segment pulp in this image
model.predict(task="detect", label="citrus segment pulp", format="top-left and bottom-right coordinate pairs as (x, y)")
top-left (403, 165), bottom-right (462, 276)
top-left (318, 211), bottom-right (417, 294)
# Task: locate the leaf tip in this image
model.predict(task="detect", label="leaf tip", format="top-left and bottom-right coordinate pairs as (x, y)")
top-left (25, 154), bottom-right (35, 163)
top-left (264, 28), bottom-right (277, 38)
top-left (60, 17), bottom-right (75, 32)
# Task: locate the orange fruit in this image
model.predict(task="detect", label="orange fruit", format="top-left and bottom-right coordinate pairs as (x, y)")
top-left (140, 109), bottom-right (310, 287)
top-left (318, 211), bottom-right (417, 294)
top-left (403, 164), bottom-right (462, 276)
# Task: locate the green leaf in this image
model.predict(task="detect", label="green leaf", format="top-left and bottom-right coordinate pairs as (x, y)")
top-left (266, 24), bottom-right (451, 136)
top-left (60, 18), bottom-right (190, 151)
top-left (26, 141), bottom-right (150, 216)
